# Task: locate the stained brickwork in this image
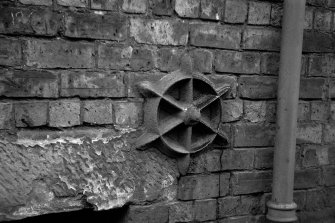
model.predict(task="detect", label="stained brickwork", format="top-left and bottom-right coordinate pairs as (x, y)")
top-left (0, 0), bottom-right (334, 222)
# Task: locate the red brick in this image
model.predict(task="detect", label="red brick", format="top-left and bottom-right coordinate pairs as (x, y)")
top-left (260, 53), bottom-right (279, 75)
top-left (14, 101), bottom-right (48, 127)
top-left (243, 27), bottom-right (281, 51)
top-left (0, 38), bottom-right (22, 66)
top-left (57, 0), bottom-right (88, 7)
top-left (83, 100), bottom-right (113, 125)
top-left (178, 174), bottom-right (219, 200)
top-left (314, 9), bottom-right (332, 31)
top-left (270, 4), bottom-right (282, 27)
top-left (98, 45), bottom-right (154, 71)
top-left (248, 1), bottom-right (271, 25)
top-left (323, 166), bottom-right (335, 186)
top-left (174, 0), bottom-right (200, 18)
top-left (60, 71), bottom-right (126, 98)
top-left (190, 23), bottom-right (241, 49)
top-left (254, 148), bottom-right (274, 169)
top-left (234, 123), bottom-right (275, 147)
top-left (244, 101), bottom-right (276, 123)
top-left (49, 99), bottom-right (81, 127)
top-left (303, 31), bottom-right (334, 53)
top-left (0, 69), bottom-right (58, 98)
top-left (215, 51), bottom-right (260, 74)
top-left (296, 123), bottom-right (322, 144)
top-left (311, 101), bottom-right (329, 121)
top-left (300, 78), bottom-right (327, 99)
top-left (91, 0), bottom-right (118, 10)
top-left (0, 103), bottom-right (13, 130)
top-left (224, 0), bottom-right (247, 23)
top-left (221, 149), bottom-right (254, 170)
top-left (122, 0), bottom-right (147, 13)
top-left (221, 100), bottom-right (243, 122)
top-left (19, 0), bottom-right (52, 5)
top-left (113, 101), bottom-right (142, 127)
top-left (309, 54), bottom-right (335, 77)
top-left (190, 49), bottom-right (213, 73)
top-left (157, 48), bottom-right (184, 72)
top-left (239, 76), bottom-right (277, 99)
top-left (231, 171), bottom-right (272, 195)
top-left (200, 0), bottom-right (221, 20)
top-left (194, 199), bottom-right (216, 221)
top-left (152, 0), bottom-right (173, 15)
top-left (188, 149), bottom-right (221, 173)
top-left (168, 201), bottom-right (194, 223)
top-left (0, 8), bottom-right (61, 36)
top-left (130, 19), bottom-right (188, 46)
top-left (26, 39), bottom-right (94, 68)
top-left (65, 12), bottom-right (127, 40)
top-left (220, 173), bottom-right (230, 196)
top-left (126, 204), bottom-right (169, 223)
top-left (294, 168), bottom-right (321, 189)
top-left (218, 195), bottom-right (265, 218)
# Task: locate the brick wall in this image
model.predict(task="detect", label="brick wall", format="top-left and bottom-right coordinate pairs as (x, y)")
top-left (0, 0), bottom-right (334, 222)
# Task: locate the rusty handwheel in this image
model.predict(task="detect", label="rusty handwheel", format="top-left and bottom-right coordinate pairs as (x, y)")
top-left (135, 70), bottom-right (230, 173)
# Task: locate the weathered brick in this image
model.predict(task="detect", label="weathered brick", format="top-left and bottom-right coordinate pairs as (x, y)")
top-left (190, 23), bottom-right (241, 49)
top-left (323, 166), bottom-right (335, 186)
top-left (26, 39), bottom-right (94, 68)
top-left (260, 53), bottom-right (279, 75)
top-left (0, 8), bottom-right (61, 36)
top-left (14, 101), bottom-right (48, 127)
top-left (215, 51), bottom-right (260, 74)
top-left (270, 4), bottom-right (282, 27)
top-left (294, 168), bottom-right (320, 189)
top-left (113, 101), bottom-right (142, 127)
top-left (298, 145), bottom-right (329, 168)
top-left (178, 174), bottom-right (219, 200)
top-left (298, 207), bottom-right (335, 223)
top-left (65, 12), bottom-right (127, 40)
top-left (0, 69), bottom-right (58, 98)
top-left (49, 99), bottom-right (81, 127)
top-left (174, 0), bottom-right (200, 18)
top-left (298, 101), bottom-right (310, 121)
top-left (305, 189), bottom-right (328, 211)
top-left (305, 7), bottom-right (314, 30)
top-left (98, 45), bottom-right (154, 71)
top-left (331, 102), bottom-right (335, 120)
top-left (324, 123), bottom-right (335, 143)
top-left (234, 123), bottom-right (275, 147)
top-left (221, 149), bottom-right (254, 170)
top-left (314, 9), bottom-right (332, 31)
top-left (218, 215), bottom-right (266, 223)
top-left (0, 38), bottom-right (22, 66)
top-left (156, 48), bottom-right (184, 72)
top-left (91, 0), bottom-right (118, 10)
top-left (248, 1), bottom-right (271, 25)
top-left (83, 100), bottom-right (113, 125)
top-left (296, 123), bottom-right (322, 144)
top-left (221, 100), bottom-right (243, 122)
top-left (188, 149), bottom-right (221, 173)
top-left (122, 0), bottom-right (147, 13)
top-left (299, 78), bottom-right (326, 99)
top-left (254, 148), bottom-right (274, 169)
top-left (57, 0), bottom-right (88, 7)
top-left (152, 0), bottom-right (173, 15)
top-left (130, 19), bottom-right (188, 45)
top-left (309, 54), bottom-right (335, 77)
top-left (0, 103), bottom-right (13, 129)
top-left (194, 199), bottom-right (216, 221)
top-left (303, 31), bottom-right (334, 53)
top-left (190, 49), bottom-right (213, 73)
top-left (207, 74), bottom-right (237, 99)
top-left (19, 0), bottom-right (52, 5)
top-left (126, 204), bottom-right (169, 223)
top-left (244, 101), bottom-right (276, 123)
top-left (239, 76), bottom-right (277, 99)
top-left (307, 0), bottom-right (328, 6)
top-left (294, 190), bottom-right (307, 211)
top-left (243, 27), bottom-right (281, 51)
top-left (168, 201), bottom-right (194, 223)
top-left (311, 101), bottom-right (329, 121)
top-left (61, 71), bottom-right (126, 98)
top-left (231, 171), bottom-right (272, 195)
top-left (218, 195), bottom-right (265, 218)
top-left (200, 0), bottom-right (221, 20)
top-left (220, 173), bottom-right (230, 196)
top-left (224, 0), bottom-right (247, 23)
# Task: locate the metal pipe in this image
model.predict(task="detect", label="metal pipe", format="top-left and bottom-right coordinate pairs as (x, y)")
top-left (266, 0), bottom-right (306, 222)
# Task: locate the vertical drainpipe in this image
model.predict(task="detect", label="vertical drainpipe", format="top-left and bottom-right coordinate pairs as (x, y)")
top-left (266, 0), bottom-right (306, 222)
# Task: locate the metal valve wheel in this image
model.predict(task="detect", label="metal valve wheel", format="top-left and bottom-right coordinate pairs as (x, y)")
top-left (135, 70), bottom-right (230, 159)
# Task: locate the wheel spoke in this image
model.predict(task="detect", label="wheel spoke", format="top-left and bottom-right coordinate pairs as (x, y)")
top-left (184, 126), bottom-right (192, 151)
top-left (191, 133), bottom-right (216, 150)
top-left (162, 95), bottom-right (186, 111)
top-left (195, 85), bottom-right (230, 110)
top-left (199, 116), bottom-right (217, 133)
top-left (160, 117), bottom-right (183, 135)
top-left (135, 132), bottom-right (160, 149)
top-left (185, 78), bottom-right (193, 104)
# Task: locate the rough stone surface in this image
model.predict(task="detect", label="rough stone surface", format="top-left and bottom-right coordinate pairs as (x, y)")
top-left (0, 103), bottom-right (13, 129)
top-left (248, 1), bottom-right (271, 25)
top-left (113, 102), bottom-right (142, 128)
top-left (168, 201), bottom-right (194, 223)
top-left (200, 0), bottom-right (221, 20)
top-left (221, 100), bottom-right (243, 122)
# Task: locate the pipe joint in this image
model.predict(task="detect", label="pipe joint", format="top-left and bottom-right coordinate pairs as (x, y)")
top-left (266, 201), bottom-right (298, 222)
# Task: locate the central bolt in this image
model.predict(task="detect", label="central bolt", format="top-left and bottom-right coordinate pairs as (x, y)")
top-left (183, 106), bottom-right (201, 126)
